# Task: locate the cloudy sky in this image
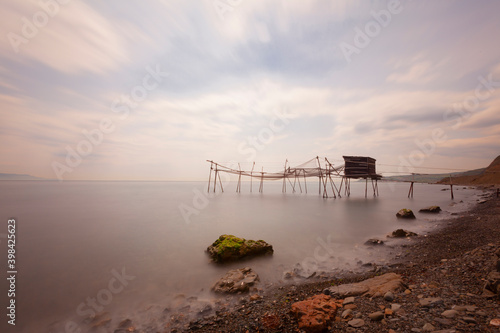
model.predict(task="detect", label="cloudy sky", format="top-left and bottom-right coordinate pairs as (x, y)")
top-left (1, 0), bottom-right (500, 180)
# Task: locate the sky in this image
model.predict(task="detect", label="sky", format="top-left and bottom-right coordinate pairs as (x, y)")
top-left (1, 0), bottom-right (500, 181)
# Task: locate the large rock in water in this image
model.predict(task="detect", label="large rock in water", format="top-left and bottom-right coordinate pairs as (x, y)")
top-left (419, 206), bottom-right (441, 213)
top-left (396, 208), bottom-right (416, 219)
top-left (206, 234), bottom-right (273, 263)
top-left (323, 273), bottom-right (406, 298)
top-left (212, 267), bottom-right (259, 293)
top-left (291, 294), bottom-right (342, 333)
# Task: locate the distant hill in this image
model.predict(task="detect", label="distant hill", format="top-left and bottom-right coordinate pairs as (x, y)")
top-left (0, 173), bottom-right (48, 180)
top-left (382, 168), bottom-right (486, 184)
top-left (438, 155), bottom-right (500, 185)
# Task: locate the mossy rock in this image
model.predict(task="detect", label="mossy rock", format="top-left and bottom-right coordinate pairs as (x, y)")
top-left (396, 208), bottom-right (416, 219)
top-left (206, 234), bottom-right (273, 263)
top-left (419, 206), bottom-right (441, 213)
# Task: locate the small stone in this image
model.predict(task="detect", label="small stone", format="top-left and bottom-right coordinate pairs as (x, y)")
top-left (365, 238), bottom-right (384, 246)
top-left (344, 304), bottom-right (357, 310)
top-left (348, 318), bottom-right (365, 327)
top-left (368, 311), bottom-right (384, 321)
top-left (404, 289), bottom-right (412, 295)
top-left (419, 206), bottom-right (441, 213)
top-left (341, 308), bottom-right (352, 319)
top-left (490, 318), bottom-right (500, 327)
top-left (391, 303), bottom-right (402, 312)
top-left (463, 317), bottom-right (477, 324)
top-left (343, 297), bottom-right (355, 305)
top-left (390, 229), bottom-right (418, 238)
top-left (441, 310), bottom-right (458, 318)
top-left (384, 308), bottom-right (393, 316)
top-left (434, 318), bottom-right (453, 326)
top-left (419, 297), bottom-right (443, 308)
top-left (384, 291), bottom-right (395, 302)
top-left (451, 305), bottom-right (467, 312)
top-left (411, 328), bottom-right (421, 332)
top-left (465, 305), bottom-right (477, 312)
top-left (422, 323), bottom-right (435, 331)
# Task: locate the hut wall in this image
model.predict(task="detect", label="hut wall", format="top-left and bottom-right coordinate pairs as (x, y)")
top-left (343, 156), bottom-right (376, 178)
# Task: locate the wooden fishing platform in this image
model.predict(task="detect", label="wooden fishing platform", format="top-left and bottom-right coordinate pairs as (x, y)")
top-left (207, 156), bottom-right (382, 198)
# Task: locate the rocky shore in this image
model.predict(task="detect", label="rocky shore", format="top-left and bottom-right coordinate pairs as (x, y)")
top-left (176, 188), bottom-right (500, 333)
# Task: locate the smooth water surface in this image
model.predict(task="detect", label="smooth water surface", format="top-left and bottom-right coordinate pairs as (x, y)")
top-left (0, 180), bottom-right (479, 332)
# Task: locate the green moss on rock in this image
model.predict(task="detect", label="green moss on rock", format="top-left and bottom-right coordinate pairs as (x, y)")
top-left (206, 235), bottom-right (273, 263)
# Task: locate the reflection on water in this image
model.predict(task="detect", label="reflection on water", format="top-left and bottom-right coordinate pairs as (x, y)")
top-left (0, 181), bottom-right (479, 332)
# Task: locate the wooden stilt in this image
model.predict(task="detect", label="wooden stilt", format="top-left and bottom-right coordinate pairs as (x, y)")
top-left (287, 177), bottom-right (296, 193)
top-left (408, 182), bottom-right (414, 198)
top-left (207, 162), bottom-right (212, 193)
top-left (218, 169), bottom-right (224, 192)
top-left (366, 178), bottom-right (369, 196)
top-left (213, 168), bottom-right (217, 193)
top-left (259, 167), bottom-right (264, 193)
top-left (449, 174), bottom-right (454, 200)
top-left (250, 162), bottom-right (255, 193)
top-left (328, 175), bottom-right (337, 199)
top-left (292, 171), bottom-right (297, 193)
top-left (316, 156), bottom-right (323, 195)
top-left (296, 171), bottom-right (303, 193)
top-left (303, 170), bottom-right (307, 194)
top-left (282, 160), bottom-right (287, 193)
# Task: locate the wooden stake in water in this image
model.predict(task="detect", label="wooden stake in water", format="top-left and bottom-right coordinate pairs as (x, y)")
top-left (449, 174), bottom-right (454, 200)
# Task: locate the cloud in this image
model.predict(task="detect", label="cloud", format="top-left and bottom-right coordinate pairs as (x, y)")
top-left (2, 0), bottom-right (130, 74)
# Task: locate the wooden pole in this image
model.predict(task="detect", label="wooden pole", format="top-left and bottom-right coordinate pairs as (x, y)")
top-left (296, 170), bottom-right (302, 193)
top-left (259, 167), bottom-right (264, 193)
top-left (282, 159), bottom-right (287, 193)
top-left (328, 174), bottom-right (337, 199)
top-left (316, 156), bottom-right (322, 195)
top-left (408, 182), bottom-right (414, 198)
top-left (365, 176), bottom-right (369, 195)
top-left (292, 170), bottom-right (297, 193)
top-left (218, 169), bottom-right (224, 193)
top-left (449, 174), bottom-right (454, 200)
top-left (339, 177), bottom-right (344, 198)
top-left (207, 162), bottom-right (212, 193)
top-left (250, 162), bottom-right (255, 193)
top-left (303, 169), bottom-right (307, 194)
top-left (236, 163), bottom-right (241, 193)
top-left (213, 168), bottom-right (217, 193)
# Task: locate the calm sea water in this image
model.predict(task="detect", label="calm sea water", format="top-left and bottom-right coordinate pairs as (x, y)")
top-left (0, 180), bottom-right (480, 332)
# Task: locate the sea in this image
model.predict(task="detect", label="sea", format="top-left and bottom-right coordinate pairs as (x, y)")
top-left (0, 180), bottom-right (481, 332)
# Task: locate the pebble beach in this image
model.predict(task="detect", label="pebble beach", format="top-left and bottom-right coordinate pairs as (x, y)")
top-left (174, 187), bottom-right (500, 333)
